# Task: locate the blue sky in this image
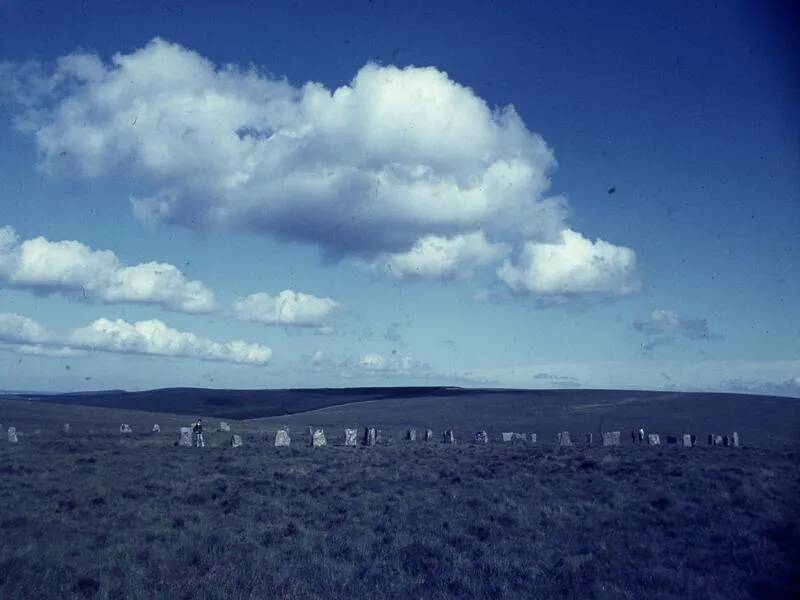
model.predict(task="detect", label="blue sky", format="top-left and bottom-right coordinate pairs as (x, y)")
top-left (0, 0), bottom-right (797, 394)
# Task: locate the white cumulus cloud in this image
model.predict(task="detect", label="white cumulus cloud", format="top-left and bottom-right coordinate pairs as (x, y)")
top-left (233, 290), bottom-right (340, 327)
top-left (0, 313), bottom-right (270, 365)
top-left (367, 231), bottom-right (508, 280)
top-left (2, 38), bottom-right (640, 297)
top-left (0, 225), bottom-right (215, 313)
top-left (497, 229), bottom-right (639, 299)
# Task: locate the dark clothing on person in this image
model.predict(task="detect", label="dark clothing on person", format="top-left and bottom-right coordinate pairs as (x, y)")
top-left (193, 422), bottom-right (203, 434)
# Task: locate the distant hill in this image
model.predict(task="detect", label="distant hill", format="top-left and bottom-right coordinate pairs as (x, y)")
top-left (0, 386), bottom-right (471, 420)
top-left (2, 386), bottom-right (798, 445)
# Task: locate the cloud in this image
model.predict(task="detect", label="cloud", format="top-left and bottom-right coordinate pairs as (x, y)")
top-left (719, 376), bottom-right (800, 398)
top-left (497, 228), bottom-right (639, 299)
top-left (365, 231), bottom-right (508, 280)
top-left (633, 309), bottom-right (718, 352)
top-left (233, 290), bottom-right (340, 327)
top-left (0, 313), bottom-right (270, 365)
top-left (0, 39), bottom-right (642, 297)
top-left (0, 226), bottom-right (215, 313)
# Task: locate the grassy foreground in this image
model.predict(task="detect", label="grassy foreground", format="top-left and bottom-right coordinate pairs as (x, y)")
top-left (1, 422), bottom-right (798, 599)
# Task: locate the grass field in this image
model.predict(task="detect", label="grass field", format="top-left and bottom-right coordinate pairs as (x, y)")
top-left (1, 393), bottom-right (799, 599)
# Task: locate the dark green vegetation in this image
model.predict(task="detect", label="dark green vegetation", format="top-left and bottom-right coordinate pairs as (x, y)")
top-left (1, 393), bottom-right (799, 599)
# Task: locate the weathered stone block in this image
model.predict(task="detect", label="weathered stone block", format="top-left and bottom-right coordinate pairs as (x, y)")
top-left (312, 429), bottom-right (327, 447)
top-left (424, 429), bottom-right (433, 441)
top-left (8, 426), bottom-right (18, 443)
top-left (219, 422), bottom-right (231, 432)
top-left (714, 435), bottom-right (724, 446)
top-left (407, 428), bottom-right (417, 441)
top-left (120, 424), bottom-right (132, 434)
top-left (443, 430), bottom-right (456, 444)
top-left (585, 433), bottom-right (593, 445)
top-left (231, 434), bottom-right (243, 448)
top-left (275, 429), bottom-right (291, 447)
top-left (363, 427), bottom-right (377, 446)
top-left (344, 428), bottom-right (358, 447)
top-left (63, 423), bottom-right (70, 434)
top-left (474, 430), bottom-right (488, 444)
top-left (732, 431), bottom-right (740, 448)
top-left (152, 424), bottom-right (160, 433)
top-left (529, 433), bottom-right (537, 443)
top-left (647, 433), bottom-right (661, 446)
top-left (501, 432), bottom-right (514, 442)
top-left (558, 431), bottom-right (572, 446)
top-left (682, 434), bottom-right (693, 447)
top-left (178, 427), bottom-right (192, 447)
top-left (722, 435), bottom-right (730, 447)
top-left (602, 431), bottom-right (620, 446)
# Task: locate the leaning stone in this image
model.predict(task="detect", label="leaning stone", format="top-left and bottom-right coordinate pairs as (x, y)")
top-left (8, 427), bottom-right (18, 443)
top-left (647, 433), bottom-right (661, 446)
top-left (424, 429), bottom-right (433, 441)
top-left (406, 428), bottom-right (417, 441)
top-left (585, 433), bottom-right (593, 445)
top-left (732, 431), bottom-right (740, 448)
top-left (714, 435), bottom-right (724, 446)
top-left (558, 431), bottom-right (572, 446)
top-left (602, 431), bottom-right (620, 446)
top-left (443, 430), bottom-right (456, 444)
top-left (119, 424), bottom-right (132, 434)
top-left (178, 427), bottom-right (192, 447)
top-left (152, 424), bottom-right (161, 433)
top-left (231, 434), bottom-right (243, 448)
top-left (474, 430), bottom-right (488, 444)
top-left (312, 429), bottom-right (327, 447)
top-left (667, 435), bottom-right (678, 445)
top-left (682, 434), bottom-right (693, 447)
top-left (219, 422), bottom-right (231, 432)
top-left (63, 423), bottom-right (70, 434)
top-left (275, 429), bottom-right (291, 447)
top-left (344, 428), bottom-right (358, 447)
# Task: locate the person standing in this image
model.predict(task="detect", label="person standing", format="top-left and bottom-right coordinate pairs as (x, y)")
top-left (193, 418), bottom-right (205, 448)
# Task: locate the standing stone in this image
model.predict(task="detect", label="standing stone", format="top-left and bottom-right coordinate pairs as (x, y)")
top-left (631, 430), bottom-right (638, 444)
top-left (8, 427), bottom-right (18, 443)
top-left (63, 423), bottom-right (70, 434)
top-left (275, 429), bottom-right (291, 447)
top-left (529, 433), bottom-right (537, 443)
top-left (708, 434), bottom-right (715, 445)
top-left (732, 431), bottom-right (740, 448)
top-left (219, 422), bottom-right (231, 432)
top-left (474, 430), bottom-right (489, 444)
top-left (602, 431), bottom-right (621, 447)
top-left (312, 429), bottom-right (327, 448)
top-left (443, 430), bottom-right (456, 444)
top-left (690, 434), bottom-right (697, 446)
top-left (501, 432), bottom-right (514, 442)
top-left (722, 435), bottom-right (730, 447)
top-left (682, 434), bottom-right (693, 447)
top-left (120, 424), bottom-right (132, 434)
top-left (638, 428), bottom-right (646, 443)
top-left (557, 431), bottom-right (572, 446)
top-left (344, 428), bottom-right (358, 447)
top-left (585, 433), bottom-right (593, 445)
top-left (647, 433), bottom-right (661, 446)
top-left (363, 427), bottom-right (377, 446)
top-left (667, 435), bottom-right (678, 445)
top-left (231, 434), bottom-right (243, 448)
top-left (424, 429), bottom-right (433, 441)
top-left (407, 428), bottom-right (417, 441)
top-left (178, 427), bottom-right (192, 447)
top-left (152, 424), bottom-right (161, 433)
top-left (714, 435), bottom-right (724, 446)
